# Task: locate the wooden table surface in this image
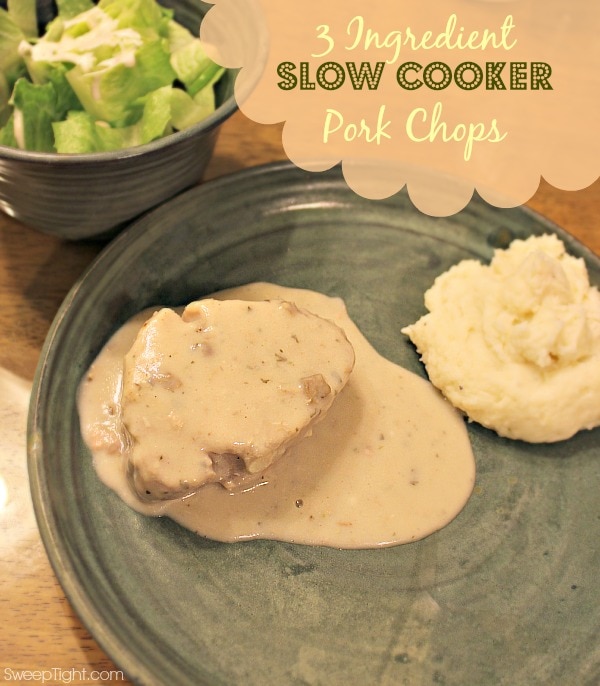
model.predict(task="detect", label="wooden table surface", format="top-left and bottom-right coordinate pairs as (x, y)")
top-left (0, 112), bottom-right (598, 685)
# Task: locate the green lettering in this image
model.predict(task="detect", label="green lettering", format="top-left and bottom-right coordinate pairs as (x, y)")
top-left (531, 62), bottom-right (552, 90)
top-left (300, 62), bottom-right (316, 90)
top-left (316, 62), bottom-right (345, 90)
top-left (397, 62), bottom-right (422, 90)
top-left (510, 62), bottom-right (528, 90)
top-left (454, 62), bottom-right (483, 91)
top-left (423, 62), bottom-right (452, 90)
top-left (486, 62), bottom-right (506, 90)
top-left (346, 62), bottom-right (385, 90)
top-left (277, 62), bottom-right (297, 90)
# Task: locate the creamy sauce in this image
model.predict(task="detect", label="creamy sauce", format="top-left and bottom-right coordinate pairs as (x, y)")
top-left (78, 283), bottom-right (476, 549)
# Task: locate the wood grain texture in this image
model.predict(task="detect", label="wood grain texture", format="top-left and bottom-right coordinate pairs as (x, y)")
top-left (0, 111), bottom-right (597, 685)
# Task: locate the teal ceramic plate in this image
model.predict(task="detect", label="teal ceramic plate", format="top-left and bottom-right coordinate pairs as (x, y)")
top-left (28, 162), bottom-right (599, 686)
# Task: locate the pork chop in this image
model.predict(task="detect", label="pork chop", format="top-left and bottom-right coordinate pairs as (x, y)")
top-left (121, 297), bottom-right (355, 501)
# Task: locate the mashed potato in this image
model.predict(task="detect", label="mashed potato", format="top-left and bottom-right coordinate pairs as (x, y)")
top-left (402, 234), bottom-right (600, 442)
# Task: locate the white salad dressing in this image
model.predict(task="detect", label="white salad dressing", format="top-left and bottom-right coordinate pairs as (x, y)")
top-left (19, 7), bottom-right (142, 73)
top-left (78, 283), bottom-right (476, 549)
top-left (12, 108), bottom-right (25, 149)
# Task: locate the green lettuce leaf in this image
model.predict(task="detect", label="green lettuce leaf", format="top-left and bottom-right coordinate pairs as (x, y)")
top-left (52, 110), bottom-right (101, 152)
top-left (56, 0), bottom-right (95, 20)
top-left (0, 112), bottom-right (19, 147)
top-left (137, 85), bottom-right (172, 142)
top-left (98, 0), bottom-right (172, 35)
top-left (53, 85), bottom-right (174, 153)
top-left (53, 110), bottom-right (141, 152)
top-left (0, 8), bottom-right (27, 89)
top-left (7, 0), bottom-right (37, 39)
top-left (66, 38), bottom-right (176, 124)
top-left (167, 17), bottom-right (195, 53)
top-left (10, 77), bottom-right (61, 151)
top-left (170, 37), bottom-right (224, 97)
top-left (169, 85), bottom-right (216, 131)
top-left (0, 72), bottom-right (12, 127)
top-left (23, 58), bottom-right (82, 116)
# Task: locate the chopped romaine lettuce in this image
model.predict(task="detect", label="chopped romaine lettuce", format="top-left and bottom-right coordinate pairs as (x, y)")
top-left (56, 0), bottom-right (95, 20)
top-left (138, 85), bottom-right (173, 142)
top-left (0, 0), bottom-right (224, 152)
top-left (65, 39), bottom-right (176, 124)
top-left (98, 0), bottom-right (172, 35)
top-left (52, 110), bottom-right (104, 152)
top-left (10, 77), bottom-right (64, 152)
top-left (167, 17), bottom-right (195, 53)
top-left (26, 60), bottom-right (83, 114)
top-left (53, 86), bottom-right (180, 153)
top-left (0, 112), bottom-right (18, 147)
top-left (170, 35), bottom-right (224, 97)
top-left (7, 0), bottom-right (37, 39)
top-left (0, 72), bottom-right (12, 127)
top-left (0, 8), bottom-right (27, 89)
top-left (169, 73), bottom-right (221, 131)
top-left (52, 109), bottom-right (142, 152)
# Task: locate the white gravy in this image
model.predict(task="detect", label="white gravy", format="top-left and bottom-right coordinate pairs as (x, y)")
top-left (78, 283), bottom-right (476, 549)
